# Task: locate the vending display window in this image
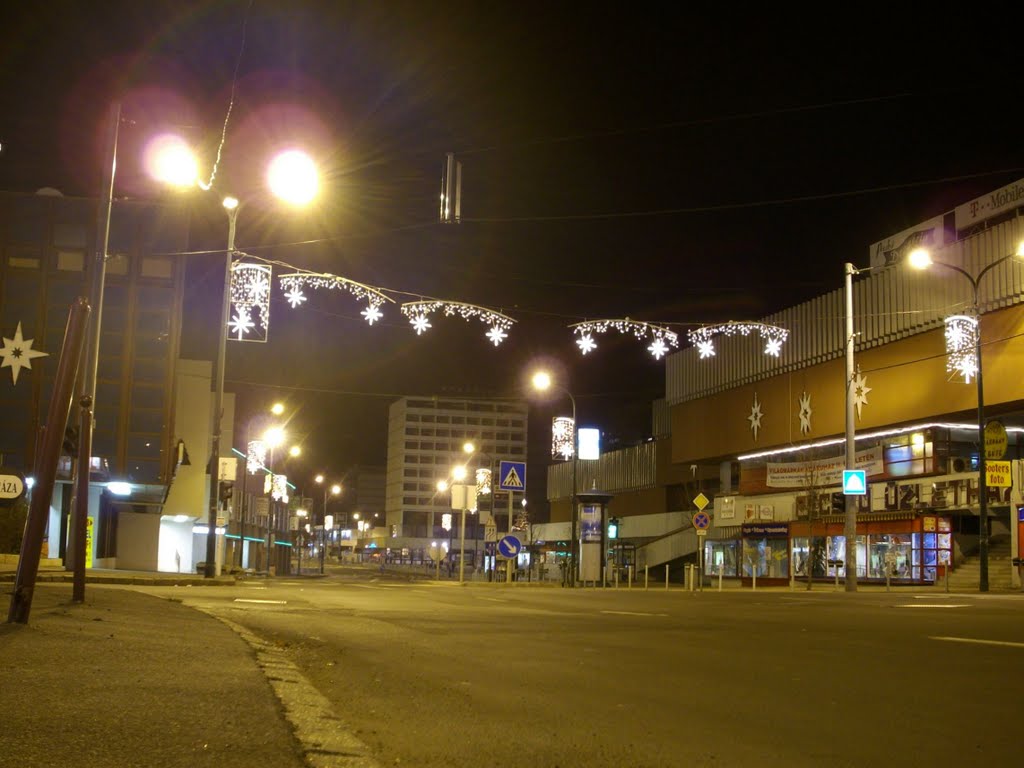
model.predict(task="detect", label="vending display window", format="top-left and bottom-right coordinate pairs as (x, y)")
top-left (703, 539), bottom-right (739, 576)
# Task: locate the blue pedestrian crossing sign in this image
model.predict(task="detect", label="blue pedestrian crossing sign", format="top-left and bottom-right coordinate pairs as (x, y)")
top-left (499, 461), bottom-right (526, 491)
top-left (842, 469), bottom-right (867, 495)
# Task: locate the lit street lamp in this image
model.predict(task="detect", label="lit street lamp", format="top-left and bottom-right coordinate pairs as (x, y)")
top-left (315, 474), bottom-right (341, 574)
top-left (532, 371), bottom-right (577, 587)
top-left (908, 242), bottom-right (1024, 592)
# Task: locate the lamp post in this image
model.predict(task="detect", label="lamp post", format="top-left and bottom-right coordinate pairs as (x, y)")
top-left (315, 474), bottom-right (341, 575)
top-left (531, 371), bottom-right (577, 587)
top-left (908, 242), bottom-right (1024, 592)
top-left (843, 262), bottom-right (862, 592)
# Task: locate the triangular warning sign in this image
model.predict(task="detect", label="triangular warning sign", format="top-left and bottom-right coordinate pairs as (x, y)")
top-left (502, 467), bottom-right (524, 488)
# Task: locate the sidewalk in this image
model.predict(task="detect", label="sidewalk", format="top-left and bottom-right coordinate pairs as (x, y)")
top-left (0, 582), bottom-right (307, 768)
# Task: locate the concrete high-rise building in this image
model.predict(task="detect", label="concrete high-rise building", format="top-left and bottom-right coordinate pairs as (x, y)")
top-left (385, 396), bottom-right (528, 558)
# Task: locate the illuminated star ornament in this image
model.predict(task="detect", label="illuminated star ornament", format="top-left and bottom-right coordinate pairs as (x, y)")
top-left (688, 321), bottom-right (789, 360)
top-left (0, 322), bottom-right (49, 385)
top-left (278, 271), bottom-right (393, 326)
top-left (798, 391), bottom-right (812, 435)
top-left (568, 318), bottom-right (679, 360)
top-left (229, 262), bottom-right (272, 342)
top-left (851, 370), bottom-right (871, 420)
top-left (228, 310), bottom-right (256, 340)
top-left (748, 394), bottom-right (763, 440)
top-left (400, 300), bottom-right (516, 346)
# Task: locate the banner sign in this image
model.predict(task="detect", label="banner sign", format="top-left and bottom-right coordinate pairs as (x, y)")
top-left (954, 177), bottom-right (1024, 232)
top-left (766, 447), bottom-right (883, 489)
top-left (741, 523), bottom-right (789, 537)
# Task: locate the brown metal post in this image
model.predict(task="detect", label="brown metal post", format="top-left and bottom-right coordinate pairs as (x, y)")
top-left (72, 399), bottom-right (92, 602)
top-left (8, 298), bottom-right (91, 624)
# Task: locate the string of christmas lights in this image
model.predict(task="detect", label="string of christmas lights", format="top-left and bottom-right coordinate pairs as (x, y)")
top-left (944, 314), bottom-right (978, 382)
top-left (278, 271), bottom-right (394, 326)
top-left (687, 321), bottom-right (790, 359)
top-left (400, 300), bottom-right (516, 346)
top-left (568, 318), bottom-right (680, 359)
top-left (247, 440), bottom-right (267, 474)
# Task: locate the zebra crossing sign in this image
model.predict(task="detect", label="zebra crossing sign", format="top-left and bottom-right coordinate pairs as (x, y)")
top-left (499, 461), bottom-right (527, 492)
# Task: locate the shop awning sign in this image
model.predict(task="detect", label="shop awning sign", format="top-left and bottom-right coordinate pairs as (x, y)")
top-left (842, 470), bottom-right (867, 495)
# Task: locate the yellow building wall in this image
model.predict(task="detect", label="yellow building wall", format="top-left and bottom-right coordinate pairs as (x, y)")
top-left (672, 303), bottom-right (1024, 464)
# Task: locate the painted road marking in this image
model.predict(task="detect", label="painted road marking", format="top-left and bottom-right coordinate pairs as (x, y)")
top-left (601, 610), bottom-right (669, 617)
top-left (930, 636), bottom-right (1024, 649)
top-left (896, 604), bottom-right (970, 609)
top-left (233, 598), bottom-right (288, 604)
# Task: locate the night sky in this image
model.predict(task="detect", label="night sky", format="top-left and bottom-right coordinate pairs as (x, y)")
top-left (3, 2), bottom-right (1024, 505)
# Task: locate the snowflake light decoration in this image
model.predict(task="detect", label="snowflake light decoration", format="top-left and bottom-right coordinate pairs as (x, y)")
top-left (278, 272), bottom-right (393, 325)
top-left (271, 474), bottom-right (289, 503)
top-left (552, 416), bottom-right (575, 460)
top-left (688, 321), bottom-right (789, 360)
top-left (0, 321), bottom-right (49, 385)
top-left (798, 391), bottom-right (813, 435)
top-left (944, 314), bottom-right (978, 383)
top-left (400, 300), bottom-right (516, 345)
top-left (576, 333), bottom-right (597, 355)
top-left (410, 314), bottom-right (432, 335)
top-left (230, 262), bottom-right (273, 342)
top-left (247, 439), bottom-right (267, 474)
top-left (748, 394), bottom-right (763, 440)
top-left (568, 318), bottom-right (679, 360)
top-left (476, 468), bottom-right (492, 497)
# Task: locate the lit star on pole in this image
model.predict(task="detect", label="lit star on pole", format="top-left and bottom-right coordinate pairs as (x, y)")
top-left (648, 337), bottom-right (669, 359)
top-left (576, 333), bottom-right (597, 355)
top-left (411, 314), bottom-right (432, 335)
top-left (852, 370), bottom-right (872, 420)
top-left (229, 310), bottom-right (256, 340)
top-left (0, 322), bottom-right (49, 385)
top-left (284, 288), bottom-right (307, 308)
top-left (486, 325), bottom-right (508, 346)
top-left (798, 391), bottom-right (813, 435)
top-left (361, 304), bottom-right (383, 325)
top-left (748, 394), bottom-right (763, 440)
top-left (697, 339), bottom-right (716, 359)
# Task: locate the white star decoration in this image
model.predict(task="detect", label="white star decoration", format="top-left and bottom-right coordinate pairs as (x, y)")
top-left (748, 394), bottom-right (763, 440)
top-left (411, 314), bottom-right (431, 335)
top-left (852, 371), bottom-right (871, 420)
top-left (798, 391), bottom-right (812, 435)
top-left (361, 304), bottom-right (383, 325)
top-left (229, 310), bottom-right (255, 340)
top-left (648, 337), bottom-right (669, 359)
top-left (284, 288), bottom-right (307, 308)
top-left (697, 340), bottom-right (716, 359)
top-left (486, 325), bottom-right (508, 346)
top-left (0, 322), bottom-right (48, 385)
top-left (765, 337), bottom-right (782, 357)
top-left (576, 333), bottom-right (597, 355)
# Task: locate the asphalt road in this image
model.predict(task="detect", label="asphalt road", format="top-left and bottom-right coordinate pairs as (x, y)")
top-left (167, 568), bottom-right (1024, 768)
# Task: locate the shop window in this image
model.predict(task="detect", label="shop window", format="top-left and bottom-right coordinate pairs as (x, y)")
top-left (742, 537), bottom-right (790, 578)
top-left (703, 540), bottom-right (739, 576)
top-left (56, 250), bottom-right (85, 271)
top-left (8, 249), bottom-right (41, 269)
top-left (106, 252), bottom-right (130, 276)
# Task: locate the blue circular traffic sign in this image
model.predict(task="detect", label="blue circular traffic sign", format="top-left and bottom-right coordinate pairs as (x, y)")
top-left (497, 535), bottom-right (522, 559)
top-left (692, 512), bottom-right (710, 530)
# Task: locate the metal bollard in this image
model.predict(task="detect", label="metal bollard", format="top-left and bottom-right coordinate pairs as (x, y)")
top-left (644, 565), bottom-right (649, 591)
top-left (718, 563), bottom-right (723, 592)
top-left (665, 564), bottom-right (669, 590)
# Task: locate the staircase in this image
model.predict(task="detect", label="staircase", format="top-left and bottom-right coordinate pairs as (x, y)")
top-left (940, 536), bottom-right (1016, 591)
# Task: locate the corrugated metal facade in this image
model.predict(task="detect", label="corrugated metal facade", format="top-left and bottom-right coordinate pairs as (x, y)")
top-left (547, 439), bottom-right (659, 500)
top-left (667, 218), bottom-right (1024, 404)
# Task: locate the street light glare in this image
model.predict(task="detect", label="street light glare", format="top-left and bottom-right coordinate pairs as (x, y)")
top-left (531, 371), bottom-right (552, 391)
top-left (907, 247), bottom-right (932, 270)
top-left (436, 479), bottom-right (448, 492)
top-left (263, 426), bottom-right (285, 448)
top-left (289, 445), bottom-right (301, 458)
top-left (452, 465), bottom-right (467, 481)
top-left (331, 484), bottom-right (342, 495)
top-left (267, 149), bottom-right (318, 206)
top-left (315, 473), bottom-right (325, 484)
top-left (1017, 240), bottom-right (1024, 258)
top-left (271, 402), bottom-right (285, 415)
top-left (222, 196), bottom-right (239, 210)
top-left (463, 441), bottom-right (475, 454)
top-left (145, 134), bottom-right (198, 188)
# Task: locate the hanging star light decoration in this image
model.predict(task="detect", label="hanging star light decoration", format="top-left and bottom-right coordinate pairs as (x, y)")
top-left (798, 391), bottom-right (813, 435)
top-left (568, 318), bottom-right (679, 360)
top-left (944, 314), bottom-right (978, 383)
top-left (278, 271), bottom-right (393, 326)
top-left (576, 333), bottom-right (597, 355)
top-left (748, 393), bottom-right (763, 440)
top-left (400, 300), bottom-right (516, 345)
top-left (0, 322), bottom-right (49, 385)
top-left (688, 321), bottom-right (789, 360)
top-left (852, 369), bottom-right (872, 420)
top-left (230, 262), bottom-right (273, 343)
top-left (271, 474), bottom-right (289, 503)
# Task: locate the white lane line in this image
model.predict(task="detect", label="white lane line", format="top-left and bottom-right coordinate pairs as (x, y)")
top-left (896, 604), bottom-right (970, 608)
top-left (601, 610), bottom-right (669, 617)
top-left (930, 636), bottom-right (1024, 649)
top-left (233, 598), bottom-right (288, 604)
top-left (481, 597), bottom-right (507, 603)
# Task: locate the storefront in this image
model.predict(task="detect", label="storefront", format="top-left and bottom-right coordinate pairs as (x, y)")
top-left (790, 513), bottom-right (952, 584)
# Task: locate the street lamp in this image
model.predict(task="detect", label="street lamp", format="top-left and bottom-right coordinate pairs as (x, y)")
top-left (531, 370), bottom-right (577, 587)
top-left (314, 474), bottom-right (341, 573)
top-left (908, 241), bottom-right (1024, 592)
